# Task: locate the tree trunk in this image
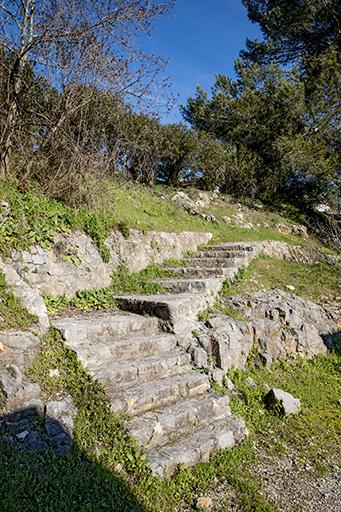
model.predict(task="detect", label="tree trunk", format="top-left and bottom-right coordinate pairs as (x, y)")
top-left (0, 0), bottom-right (35, 180)
top-left (0, 97), bottom-right (18, 179)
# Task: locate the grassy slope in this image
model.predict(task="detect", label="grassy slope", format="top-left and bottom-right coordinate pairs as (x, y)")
top-left (0, 179), bottom-right (318, 261)
top-left (221, 256), bottom-right (341, 304)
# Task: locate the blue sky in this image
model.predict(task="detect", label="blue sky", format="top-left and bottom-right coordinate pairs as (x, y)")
top-left (144, 0), bottom-right (261, 123)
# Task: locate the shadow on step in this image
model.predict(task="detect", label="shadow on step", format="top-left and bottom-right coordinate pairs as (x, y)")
top-left (0, 404), bottom-right (145, 512)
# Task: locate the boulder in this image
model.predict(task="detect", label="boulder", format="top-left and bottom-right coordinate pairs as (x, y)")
top-left (206, 316), bottom-right (253, 371)
top-left (225, 290), bottom-right (336, 360)
top-left (171, 191), bottom-right (199, 215)
top-left (265, 388), bottom-right (301, 415)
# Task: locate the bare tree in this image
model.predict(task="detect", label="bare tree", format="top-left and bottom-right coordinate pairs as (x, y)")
top-left (0, 0), bottom-right (172, 179)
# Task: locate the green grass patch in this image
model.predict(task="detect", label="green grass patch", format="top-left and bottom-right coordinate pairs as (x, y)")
top-left (221, 256), bottom-right (341, 303)
top-left (229, 350), bottom-right (341, 468)
top-left (0, 270), bottom-right (37, 331)
top-left (111, 264), bottom-right (170, 295)
top-left (0, 179), bottom-right (128, 262)
top-left (197, 300), bottom-right (246, 323)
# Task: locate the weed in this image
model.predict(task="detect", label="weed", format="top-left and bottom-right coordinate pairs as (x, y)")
top-left (72, 288), bottom-right (117, 311)
top-left (215, 302), bottom-right (246, 321)
top-left (163, 258), bottom-right (183, 267)
top-left (111, 264), bottom-right (168, 295)
top-left (210, 381), bottom-right (226, 395)
top-left (197, 308), bottom-right (210, 322)
top-left (43, 294), bottom-right (69, 316)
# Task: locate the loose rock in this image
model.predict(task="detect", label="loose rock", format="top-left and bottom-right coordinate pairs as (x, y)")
top-left (246, 376), bottom-right (257, 387)
top-left (196, 496), bottom-right (213, 510)
top-left (265, 388), bottom-right (301, 415)
top-left (211, 368), bottom-right (224, 387)
top-left (48, 368), bottom-right (60, 378)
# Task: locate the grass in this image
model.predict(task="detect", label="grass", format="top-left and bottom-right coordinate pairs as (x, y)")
top-left (198, 301), bottom-right (246, 322)
top-left (110, 182), bottom-right (309, 246)
top-left (0, 179), bottom-right (314, 264)
top-left (229, 348), bottom-right (341, 472)
top-left (0, 270), bottom-right (37, 331)
top-left (44, 264), bottom-right (171, 315)
top-left (221, 256), bottom-right (341, 304)
top-left (0, 178), bottom-right (127, 262)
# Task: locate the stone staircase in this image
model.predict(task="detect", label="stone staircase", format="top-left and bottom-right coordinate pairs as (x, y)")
top-left (52, 242), bottom-right (256, 478)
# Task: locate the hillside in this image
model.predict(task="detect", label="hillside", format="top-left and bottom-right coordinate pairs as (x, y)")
top-left (0, 179), bottom-right (340, 512)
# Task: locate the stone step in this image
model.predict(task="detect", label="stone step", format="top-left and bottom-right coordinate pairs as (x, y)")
top-left (128, 392), bottom-right (230, 450)
top-left (164, 266), bottom-right (238, 280)
top-left (203, 244), bottom-right (255, 252)
top-left (109, 370), bottom-right (210, 416)
top-left (52, 311), bottom-right (160, 345)
top-left (68, 334), bottom-right (178, 366)
top-left (114, 291), bottom-right (220, 334)
top-left (92, 351), bottom-right (192, 390)
top-left (183, 257), bottom-right (247, 268)
top-left (195, 250), bottom-right (247, 259)
top-left (155, 277), bottom-right (224, 294)
top-left (147, 414), bottom-right (248, 478)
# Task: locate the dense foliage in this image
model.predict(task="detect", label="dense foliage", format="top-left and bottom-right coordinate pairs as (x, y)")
top-left (0, 1), bottom-right (339, 212)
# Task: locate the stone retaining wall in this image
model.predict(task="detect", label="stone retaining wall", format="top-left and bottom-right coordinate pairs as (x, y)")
top-left (8, 229), bottom-right (212, 298)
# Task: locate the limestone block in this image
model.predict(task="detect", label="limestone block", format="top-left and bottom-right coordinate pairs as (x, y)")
top-left (265, 388), bottom-right (301, 415)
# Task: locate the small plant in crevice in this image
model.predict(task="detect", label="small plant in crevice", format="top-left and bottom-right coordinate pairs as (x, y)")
top-left (62, 251), bottom-right (82, 267)
top-left (163, 257), bottom-right (183, 267)
top-left (215, 302), bottom-right (246, 321)
top-left (197, 308), bottom-right (210, 322)
top-left (43, 294), bottom-right (69, 316)
top-left (210, 380), bottom-right (226, 395)
top-left (72, 288), bottom-right (118, 311)
top-left (117, 221), bottom-right (130, 239)
top-left (221, 267), bottom-right (247, 295)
